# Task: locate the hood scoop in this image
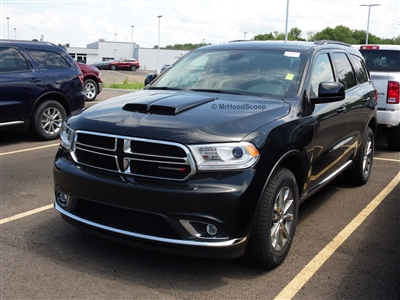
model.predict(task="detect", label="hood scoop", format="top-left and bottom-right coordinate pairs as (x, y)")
top-left (123, 94), bottom-right (215, 115)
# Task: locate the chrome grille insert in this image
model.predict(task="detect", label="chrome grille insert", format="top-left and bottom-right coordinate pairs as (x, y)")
top-left (71, 131), bottom-right (196, 181)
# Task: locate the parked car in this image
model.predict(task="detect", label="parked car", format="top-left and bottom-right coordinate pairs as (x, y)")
top-left (55, 40), bottom-right (377, 268)
top-left (357, 44), bottom-right (400, 150)
top-left (156, 64), bottom-right (171, 75)
top-left (77, 62), bottom-right (103, 101)
top-left (0, 39), bottom-right (85, 140)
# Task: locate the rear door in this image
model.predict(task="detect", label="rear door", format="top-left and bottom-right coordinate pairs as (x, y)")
top-left (0, 46), bottom-right (44, 125)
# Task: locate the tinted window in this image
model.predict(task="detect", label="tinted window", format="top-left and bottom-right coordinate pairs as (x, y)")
top-left (310, 53), bottom-right (335, 96)
top-left (27, 49), bottom-right (70, 69)
top-left (0, 47), bottom-right (29, 72)
top-left (359, 49), bottom-right (400, 72)
top-left (349, 54), bottom-right (369, 84)
top-left (332, 53), bottom-right (356, 90)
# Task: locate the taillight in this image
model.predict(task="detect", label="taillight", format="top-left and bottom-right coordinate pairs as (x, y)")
top-left (78, 74), bottom-right (84, 84)
top-left (387, 81), bottom-right (400, 104)
top-left (360, 45), bottom-right (379, 50)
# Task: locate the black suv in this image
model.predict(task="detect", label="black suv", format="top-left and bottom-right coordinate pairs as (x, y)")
top-left (54, 41), bottom-right (377, 268)
top-left (0, 40), bottom-right (85, 140)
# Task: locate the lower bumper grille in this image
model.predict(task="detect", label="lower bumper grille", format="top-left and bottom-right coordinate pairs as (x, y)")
top-left (74, 199), bottom-right (181, 240)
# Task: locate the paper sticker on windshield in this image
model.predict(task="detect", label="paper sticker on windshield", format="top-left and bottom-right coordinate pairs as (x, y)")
top-left (286, 73), bottom-right (295, 80)
top-left (284, 51), bottom-right (300, 58)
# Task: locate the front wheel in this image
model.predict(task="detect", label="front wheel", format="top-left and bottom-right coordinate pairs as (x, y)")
top-left (130, 65), bottom-right (137, 71)
top-left (245, 167), bottom-right (299, 268)
top-left (30, 100), bottom-right (66, 140)
top-left (110, 65), bottom-right (117, 71)
top-left (83, 79), bottom-right (98, 101)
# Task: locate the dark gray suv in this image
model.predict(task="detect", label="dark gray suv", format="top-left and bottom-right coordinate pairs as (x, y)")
top-left (0, 40), bottom-right (85, 140)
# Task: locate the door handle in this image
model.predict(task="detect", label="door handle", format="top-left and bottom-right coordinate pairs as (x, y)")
top-left (29, 78), bottom-right (41, 82)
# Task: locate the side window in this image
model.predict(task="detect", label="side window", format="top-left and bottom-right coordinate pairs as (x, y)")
top-left (0, 47), bottom-right (29, 72)
top-left (27, 49), bottom-right (70, 69)
top-left (349, 54), bottom-right (369, 84)
top-left (310, 53), bottom-right (335, 96)
top-left (332, 52), bottom-right (357, 90)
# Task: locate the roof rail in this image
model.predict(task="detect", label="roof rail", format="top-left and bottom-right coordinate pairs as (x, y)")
top-left (314, 40), bottom-right (351, 47)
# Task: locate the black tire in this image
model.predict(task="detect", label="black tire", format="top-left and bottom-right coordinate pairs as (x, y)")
top-left (130, 65), bottom-right (137, 71)
top-left (30, 100), bottom-right (66, 141)
top-left (83, 79), bottom-right (98, 101)
top-left (344, 127), bottom-right (374, 186)
top-left (387, 125), bottom-right (400, 151)
top-left (245, 167), bottom-right (299, 268)
top-left (110, 65), bottom-right (117, 71)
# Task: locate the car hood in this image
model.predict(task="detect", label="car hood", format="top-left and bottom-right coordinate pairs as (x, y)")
top-left (68, 90), bottom-right (290, 143)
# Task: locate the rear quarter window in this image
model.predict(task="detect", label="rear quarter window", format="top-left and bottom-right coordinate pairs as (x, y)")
top-left (27, 49), bottom-right (71, 69)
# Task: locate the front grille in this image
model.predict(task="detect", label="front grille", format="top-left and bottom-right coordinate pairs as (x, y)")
top-left (74, 199), bottom-right (180, 239)
top-left (71, 131), bottom-right (195, 181)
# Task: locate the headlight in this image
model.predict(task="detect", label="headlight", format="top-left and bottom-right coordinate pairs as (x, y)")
top-left (188, 142), bottom-right (259, 171)
top-left (60, 123), bottom-right (75, 151)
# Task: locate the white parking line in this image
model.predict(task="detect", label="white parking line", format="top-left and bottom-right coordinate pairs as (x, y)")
top-left (274, 171), bottom-right (400, 300)
top-left (0, 204), bottom-right (53, 225)
top-left (0, 143), bottom-right (59, 156)
top-left (375, 157), bottom-right (400, 162)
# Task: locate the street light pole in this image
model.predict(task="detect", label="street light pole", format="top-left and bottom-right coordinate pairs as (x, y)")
top-left (131, 25), bottom-right (134, 43)
top-left (14, 28), bottom-right (16, 39)
top-left (6, 17), bottom-right (10, 39)
top-left (360, 4), bottom-right (380, 44)
top-left (243, 32), bottom-right (247, 40)
top-left (156, 15), bottom-right (163, 71)
top-left (114, 33), bottom-right (117, 59)
top-left (284, 0), bottom-right (289, 42)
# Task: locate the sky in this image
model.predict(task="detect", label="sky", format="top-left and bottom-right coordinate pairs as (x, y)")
top-left (1, 0), bottom-right (399, 48)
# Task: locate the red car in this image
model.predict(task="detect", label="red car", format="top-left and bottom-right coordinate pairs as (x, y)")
top-left (77, 62), bottom-right (103, 101)
top-left (108, 58), bottom-right (140, 71)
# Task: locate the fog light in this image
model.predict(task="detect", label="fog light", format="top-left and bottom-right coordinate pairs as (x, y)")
top-left (206, 224), bottom-right (218, 236)
top-left (56, 192), bottom-right (69, 207)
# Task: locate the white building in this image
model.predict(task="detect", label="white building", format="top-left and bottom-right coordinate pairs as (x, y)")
top-left (66, 39), bottom-right (189, 71)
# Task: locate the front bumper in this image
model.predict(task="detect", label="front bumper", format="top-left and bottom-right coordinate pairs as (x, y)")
top-left (53, 148), bottom-right (264, 259)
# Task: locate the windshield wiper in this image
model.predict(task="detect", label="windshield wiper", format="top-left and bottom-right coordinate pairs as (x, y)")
top-left (190, 88), bottom-right (258, 96)
top-left (148, 86), bottom-right (183, 90)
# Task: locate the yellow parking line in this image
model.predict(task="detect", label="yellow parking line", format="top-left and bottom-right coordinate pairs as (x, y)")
top-left (274, 171), bottom-right (400, 300)
top-left (0, 143), bottom-right (59, 156)
top-left (0, 204), bottom-right (53, 225)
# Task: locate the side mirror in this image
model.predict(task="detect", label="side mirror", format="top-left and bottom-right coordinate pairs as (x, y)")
top-left (144, 73), bottom-right (158, 86)
top-left (310, 82), bottom-right (345, 104)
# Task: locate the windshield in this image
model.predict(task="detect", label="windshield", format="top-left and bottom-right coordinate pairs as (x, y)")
top-left (360, 49), bottom-right (400, 72)
top-left (150, 49), bottom-right (306, 99)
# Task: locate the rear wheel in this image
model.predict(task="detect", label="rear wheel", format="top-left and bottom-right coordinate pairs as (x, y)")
top-left (30, 100), bottom-right (66, 140)
top-left (344, 127), bottom-right (374, 185)
top-left (245, 167), bottom-right (299, 268)
top-left (83, 79), bottom-right (98, 101)
top-left (110, 65), bottom-right (117, 71)
top-left (130, 65), bottom-right (137, 71)
top-left (387, 125), bottom-right (400, 151)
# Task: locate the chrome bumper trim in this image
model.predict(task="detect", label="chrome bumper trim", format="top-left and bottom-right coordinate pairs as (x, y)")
top-left (55, 202), bottom-right (247, 248)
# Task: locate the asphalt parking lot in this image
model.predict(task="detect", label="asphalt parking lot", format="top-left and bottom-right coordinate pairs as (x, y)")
top-left (1, 78), bottom-right (399, 299)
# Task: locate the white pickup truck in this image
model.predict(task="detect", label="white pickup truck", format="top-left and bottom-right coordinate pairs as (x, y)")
top-left (356, 45), bottom-right (400, 151)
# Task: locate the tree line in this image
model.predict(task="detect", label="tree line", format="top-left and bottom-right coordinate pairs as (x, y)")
top-left (155, 25), bottom-right (400, 50)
